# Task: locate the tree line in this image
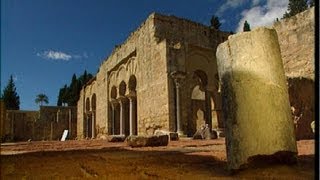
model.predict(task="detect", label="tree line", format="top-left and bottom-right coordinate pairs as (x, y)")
top-left (57, 70), bottom-right (93, 106)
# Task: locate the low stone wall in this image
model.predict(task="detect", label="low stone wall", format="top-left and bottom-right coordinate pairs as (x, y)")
top-left (1, 106), bottom-right (77, 142)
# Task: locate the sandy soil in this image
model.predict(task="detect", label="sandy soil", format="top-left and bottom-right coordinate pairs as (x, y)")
top-left (0, 138), bottom-right (315, 179)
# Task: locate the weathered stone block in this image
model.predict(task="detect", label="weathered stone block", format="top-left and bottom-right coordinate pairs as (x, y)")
top-left (107, 135), bottom-right (126, 142)
top-left (126, 135), bottom-right (169, 147)
top-left (216, 27), bottom-right (297, 170)
top-left (154, 129), bottom-right (179, 141)
top-left (192, 127), bottom-right (217, 140)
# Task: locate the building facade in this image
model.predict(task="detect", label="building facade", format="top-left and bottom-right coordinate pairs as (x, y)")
top-left (77, 8), bottom-right (315, 140)
top-left (77, 13), bottom-right (230, 139)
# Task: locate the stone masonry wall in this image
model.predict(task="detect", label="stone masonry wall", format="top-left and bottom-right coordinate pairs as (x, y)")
top-left (0, 100), bottom-right (6, 141)
top-left (274, 7), bottom-right (315, 139)
top-left (274, 7), bottom-right (314, 80)
top-left (3, 106), bottom-right (76, 142)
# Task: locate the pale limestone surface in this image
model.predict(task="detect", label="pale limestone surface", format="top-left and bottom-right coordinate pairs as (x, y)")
top-left (216, 28), bottom-right (298, 170)
top-left (273, 7), bottom-right (314, 80)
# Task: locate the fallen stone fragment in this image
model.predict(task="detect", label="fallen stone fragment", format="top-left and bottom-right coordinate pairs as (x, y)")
top-left (126, 135), bottom-right (169, 147)
top-left (193, 126), bottom-right (217, 140)
top-left (107, 135), bottom-right (126, 142)
top-left (154, 130), bottom-right (179, 141)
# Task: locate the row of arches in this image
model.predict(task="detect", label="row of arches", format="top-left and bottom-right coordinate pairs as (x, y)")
top-left (109, 75), bottom-right (138, 136)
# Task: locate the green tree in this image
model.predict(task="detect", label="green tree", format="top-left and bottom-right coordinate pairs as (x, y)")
top-left (283, 0), bottom-right (308, 18)
top-left (56, 70), bottom-right (94, 106)
top-left (243, 20), bottom-right (251, 32)
top-left (35, 93), bottom-right (49, 106)
top-left (1, 75), bottom-right (20, 110)
top-left (309, 0), bottom-right (314, 7)
top-left (210, 16), bottom-right (221, 30)
top-left (67, 74), bottom-right (79, 106)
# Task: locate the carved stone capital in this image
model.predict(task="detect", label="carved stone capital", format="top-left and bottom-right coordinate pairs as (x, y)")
top-left (170, 71), bottom-right (186, 87)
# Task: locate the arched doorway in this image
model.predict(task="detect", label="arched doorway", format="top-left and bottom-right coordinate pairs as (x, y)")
top-left (188, 70), bottom-right (212, 136)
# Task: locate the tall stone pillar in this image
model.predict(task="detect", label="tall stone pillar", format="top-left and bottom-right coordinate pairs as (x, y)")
top-left (110, 102), bottom-right (115, 135)
top-left (216, 28), bottom-right (297, 170)
top-left (171, 71), bottom-right (186, 135)
top-left (204, 90), bottom-right (212, 130)
top-left (118, 97), bottom-right (126, 136)
top-left (127, 95), bottom-right (137, 135)
top-left (86, 114), bottom-right (89, 138)
top-left (92, 111), bottom-right (95, 138)
top-left (68, 109), bottom-right (71, 138)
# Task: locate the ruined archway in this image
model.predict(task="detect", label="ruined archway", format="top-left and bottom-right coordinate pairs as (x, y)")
top-left (187, 70), bottom-right (212, 136)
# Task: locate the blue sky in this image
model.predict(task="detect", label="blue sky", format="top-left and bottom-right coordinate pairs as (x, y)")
top-left (1, 0), bottom-right (289, 110)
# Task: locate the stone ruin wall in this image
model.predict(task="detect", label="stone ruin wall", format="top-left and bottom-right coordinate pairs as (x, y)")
top-left (0, 100), bottom-right (6, 140)
top-left (3, 110), bottom-right (38, 141)
top-left (274, 7), bottom-right (314, 80)
top-left (274, 7), bottom-right (315, 139)
top-left (2, 106), bottom-right (76, 142)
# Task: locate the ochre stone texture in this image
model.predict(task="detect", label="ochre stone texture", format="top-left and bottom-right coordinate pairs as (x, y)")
top-left (77, 13), bottom-right (229, 139)
top-left (0, 100), bottom-right (6, 141)
top-left (5, 110), bottom-right (39, 141)
top-left (273, 7), bottom-right (314, 80)
top-left (273, 8), bottom-right (315, 140)
top-left (216, 28), bottom-right (297, 170)
top-left (2, 106), bottom-right (76, 142)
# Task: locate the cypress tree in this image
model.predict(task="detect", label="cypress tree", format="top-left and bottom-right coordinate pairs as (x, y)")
top-left (283, 0), bottom-right (308, 18)
top-left (2, 75), bottom-right (20, 110)
top-left (243, 20), bottom-right (251, 32)
top-left (210, 16), bottom-right (221, 30)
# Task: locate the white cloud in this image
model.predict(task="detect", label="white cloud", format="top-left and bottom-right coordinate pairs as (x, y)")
top-left (36, 50), bottom-right (89, 61)
top-left (236, 0), bottom-right (289, 32)
top-left (37, 50), bottom-right (72, 61)
top-left (217, 0), bottom-right (247, 15)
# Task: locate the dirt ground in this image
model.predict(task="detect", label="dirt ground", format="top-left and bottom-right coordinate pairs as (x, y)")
top-left (0, 138), bottom-right (315, 179)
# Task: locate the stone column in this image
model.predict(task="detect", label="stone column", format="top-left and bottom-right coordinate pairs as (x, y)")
top-left (128, 95), bottom-right (137, 135)
top-left (68, 109), bottom-right (71, 138)
top-left (110, 102), bottom-right (115, 135)
top-left (86, 114), bottom-right (89, 138)
top-left (92, 111), bottom-right (95, 138)
top-left (171, 71), bottom-right (186, 135)
top-left (204, 90), bottom-right (212, 130)
top-left (118, 97), bottom-right (125, 135)
top-left (216, 28), bottom-right (297, 170)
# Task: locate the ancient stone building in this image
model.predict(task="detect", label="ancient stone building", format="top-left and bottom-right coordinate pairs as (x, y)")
top-left (77, 8), bottom-right (315, 140)
top-left (77, 13), bottom-right (229, 139)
